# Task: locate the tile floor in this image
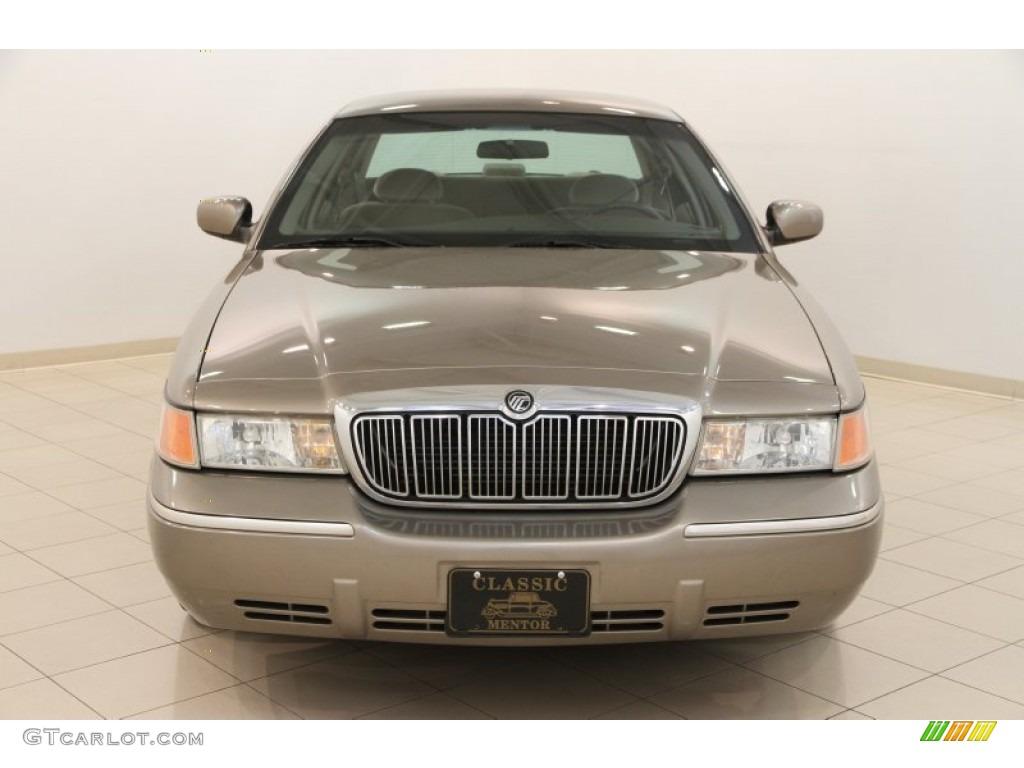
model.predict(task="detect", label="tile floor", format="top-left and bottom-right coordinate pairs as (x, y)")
top-left (1, 357), bottom-right (1023, 719)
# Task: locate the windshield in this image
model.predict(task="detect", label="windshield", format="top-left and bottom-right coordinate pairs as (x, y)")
top-left (259, 112), bottom-right (762, 252)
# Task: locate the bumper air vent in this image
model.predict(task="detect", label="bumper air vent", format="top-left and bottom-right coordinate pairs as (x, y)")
top-left (234, 599), bottom-right (332, 625)
top-left (371, 608), bottom-right (446, 632)
top-left (702, 600), bottom-right (799, 627)
top-left (591, 609), bottom-right (665, 633)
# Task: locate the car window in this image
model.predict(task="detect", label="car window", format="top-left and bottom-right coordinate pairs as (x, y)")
top-left (260, 112), bottom-right (761, 254)
top-left (366, 129), bottom-right (643, 177)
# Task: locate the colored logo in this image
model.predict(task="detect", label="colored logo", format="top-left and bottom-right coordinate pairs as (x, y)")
top-left (920, 721), bottom-right (997, 742)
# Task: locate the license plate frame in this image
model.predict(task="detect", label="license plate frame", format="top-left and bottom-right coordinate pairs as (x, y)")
top-left (447, 568), bottom-right (590, 637)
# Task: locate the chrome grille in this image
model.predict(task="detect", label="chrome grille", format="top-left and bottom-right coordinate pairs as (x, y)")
top-left (410, 415), bottom-right (461, 498)
top-left (576, 416), bottom-right (627, 499)
top-left (351, 412), bottom-right (686, 507)
top-left (629, 417), bottom-right (685, 497)
top-left (353, 415), bottom-right (408, 496)
top-left (467, 415), bottom-right (515, 499)
top-left (523, 415), bottom-right (570, 499)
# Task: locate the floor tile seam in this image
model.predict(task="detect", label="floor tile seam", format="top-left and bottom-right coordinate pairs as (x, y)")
top-left (0, 554), bottom-right (65, 593)
top-left (0, 459), bottom-right (127, 490)
top-left (879, 527), bottom-right (939, 553)
top-left (353, 688), bottom-right (495, 720)
top-left (875, 551), bottom-right (968, 583)
top-left (707, 659), bottom-right (851, 712)
top-left (35, 674), bottom-right (108, 719)
top-left (0, 504), bottom-right (130, 541)
top-left (10, 633), bottom-right (178, 679)
top-left (828, 708), bottom-right (874, 720)
top-left (887, 517), bottom-right (1004, 537)
top-left (53, 438), bottom-right (147, 465)
top-left (847, 672), bottom-right (947, 714)
top-left (538, 648), bottom-right (743, 699)
top-left (861, 376), bottom-right (1018, 401)
top-left (111, 680), bottom-right (244, 721)
top-left (439, 678), bottom-right (639, 720)
top-left (913, 492), bottom-right (1024, 517)
top-left (177, 639), bottom-right (358, 688)
top-left (0, 384), bottom-right (136, 403)
top-left (0, 565), bottom-right (132, 634)
top-left (0, 386), bottom-right (130, 419)
top-left (0, 468), bottom-right (139, 532)
top-left (57, 504), bottom-right (143, 537)
top-left (609, 698), bottom-right (685, 719)
top-left (239, 681), bottom-right (308, 720)
top-left (932, 528), bottom-right (1024, 562)
top-left (2, 381), bottom-right (158, 430)
top-left (932, 664), bottom-right (1024, 707)
top-left (64, 588), bottom-right (169, 611)
top-left (699, 630), bottom-right (821, 664)
top-left (0, 640), bottom-right (49, 690)
top-left (818, 628), bottom-right (1009, 675)
top-left (170, 639), bottom-right (259, 687)
top-left (823, 602), bottom-right (901, 633)
top-left (126, 529), bottom-right (149, 544)
top-left (58, 364), bottom-right (161, 390)
top-left (878, 548), bottom-right (1024, 583)
top-left (971, 580), bottom-right (1024, 601)
top-left (18, 546), bottom-right (154, 580)
top-left (898, 601), bottom-right (1024, 645)
top-left (886, 462), bottom-right (1014, 484)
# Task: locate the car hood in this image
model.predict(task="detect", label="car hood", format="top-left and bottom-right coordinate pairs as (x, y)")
top-left (193, 247), bottom-right (838, 415)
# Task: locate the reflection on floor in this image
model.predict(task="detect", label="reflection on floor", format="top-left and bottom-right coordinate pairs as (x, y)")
top-left (1, 355), bottom-right (1023, 719)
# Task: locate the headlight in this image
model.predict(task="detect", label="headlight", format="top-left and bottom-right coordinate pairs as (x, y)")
top-left (693, 416), bottom-right (835, 474)
top-left (693, 407), bottom-right (872, 475)
top-left (197, 413), bottom-right (345, 473)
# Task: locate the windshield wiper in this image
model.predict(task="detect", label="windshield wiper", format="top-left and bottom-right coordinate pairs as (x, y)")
top-left (268, 234), bottom-right (431, 249)
top-left (504, 236), bottom-right (628, 249)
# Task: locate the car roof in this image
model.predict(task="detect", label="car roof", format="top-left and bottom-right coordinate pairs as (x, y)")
top-left (334, 89), bottom-right (683, 122)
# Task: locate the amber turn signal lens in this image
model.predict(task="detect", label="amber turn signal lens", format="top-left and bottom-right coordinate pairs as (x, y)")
top-left (836, 408), bottom-right (871, 470)
top-left (158, 404), bottom-right (198, 467)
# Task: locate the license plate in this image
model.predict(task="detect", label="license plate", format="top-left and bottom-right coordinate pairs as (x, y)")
top-left (447, 568), bottom-right (590, 637)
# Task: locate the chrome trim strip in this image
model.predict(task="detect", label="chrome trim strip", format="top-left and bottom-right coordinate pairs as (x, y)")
top-left (149, 494), bottom-right (356, 538)
top-left (683, 503), bottom-right (882, 538)
top-left (334, 385), bottom-right (703, 510)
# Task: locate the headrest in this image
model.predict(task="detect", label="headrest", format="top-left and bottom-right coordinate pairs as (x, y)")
top-left (569, 174), bottom-right (640, 207)
top-left (374, 168), bottom-right (443, 203)
top-left (483, 163), bottom-right (526, 176)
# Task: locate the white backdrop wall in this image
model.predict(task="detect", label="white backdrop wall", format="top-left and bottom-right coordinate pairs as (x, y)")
top-left (1, 50), bottom-right (1021, 381)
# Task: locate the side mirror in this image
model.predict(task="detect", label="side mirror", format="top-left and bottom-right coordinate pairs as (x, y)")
top-left (766, 200), bottom-right (823, 246)
top-left (197, 197), bottom-right (253, 243)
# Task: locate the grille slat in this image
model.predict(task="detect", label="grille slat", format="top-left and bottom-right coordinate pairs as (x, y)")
top-left (352, 412), bottom-right (685, 506)
top-left (523, 415), bottom-right (570, 499)
top-left (411, 415), bottom-right (461, 498)
top-left (629, 417), bottom-right (684, 498)
top-left (468, 415), bottom-right (516, 499)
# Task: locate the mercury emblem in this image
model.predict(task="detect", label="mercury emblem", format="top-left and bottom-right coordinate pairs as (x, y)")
top-left (504, 390), bottom-right (534, 415)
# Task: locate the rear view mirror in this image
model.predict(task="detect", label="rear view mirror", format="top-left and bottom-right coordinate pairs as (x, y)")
top-left (766, 200), bottom-right (823, 246)
top-left (477, 139), bottom-right (549, 160)
top-left (197, 196), bottom-right (253, 243)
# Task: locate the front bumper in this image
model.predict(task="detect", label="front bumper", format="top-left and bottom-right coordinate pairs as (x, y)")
top-left (147, 459), bottom-right (883, 645)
